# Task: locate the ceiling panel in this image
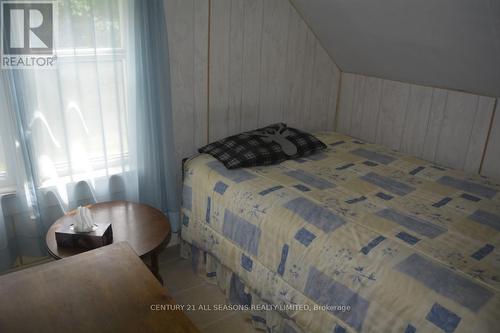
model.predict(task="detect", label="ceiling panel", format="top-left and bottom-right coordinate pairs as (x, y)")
top-left (292, 0), bottom-right (500, 96)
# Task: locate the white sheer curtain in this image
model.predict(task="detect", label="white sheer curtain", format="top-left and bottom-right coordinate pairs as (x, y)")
top-left (0, 0), bottom-right (179, 272)
top-left (28, 0), bottom-right (132, 204)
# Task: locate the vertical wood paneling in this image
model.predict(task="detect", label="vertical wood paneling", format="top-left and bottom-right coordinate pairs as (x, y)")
top-left (240, 0), bottom-right (263, 132)
top-left (359, 77), bottom-right (383, 142)
top-left (166, 0), bottom-right (197, 167)
top-left (375, 80), bottom-right (411, 150)
top-left (326, 66), bottom-right (341, 131)
top-left (338, 73), bottom-right (497, 174)
top-left (209, 0), bottom-right (231, 141)
top-left (337, 73), bottom-right (384, 140)
top-left (166, 1), bottom-right (499, 180)
top-left (166, 1), bottom-right (500, 183)
top-left (435, 91), bottom-right (479, 169)
top-left (337, 73), bottom-right (355, 133)
top-left (193, 0), bottom-right (209, 148)
top-left (258, 0), bottom-right (290, 126)
top-left (400, 85), bottom-right (433, 156)
top-left (463, 97), bottom-right (495, 172)
top-left (421, 89), bottom-right (448, 162)
top-left (228, 0), bottom-right (244, 135)
top-left (209, 0), bottom-right (340, 135)
top-left (299, 28), bottom-right (316, 130)
top-left (481, 100), bottom-right (500, 179)
top-left (310, 43), bottom-right (336, 131)
top-left (284, 5), bottom-right (307, 128)
top-left (349, 75), bottom-right (367, 138)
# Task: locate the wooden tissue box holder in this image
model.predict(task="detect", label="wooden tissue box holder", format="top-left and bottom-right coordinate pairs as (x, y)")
top-left (55, 223), bottom-right (113, 250)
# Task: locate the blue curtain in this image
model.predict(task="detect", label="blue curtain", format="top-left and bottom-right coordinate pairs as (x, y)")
top-left (132, 0), bottom-right (180, 230)
top-left (0, 71), bottom-right (47, 271)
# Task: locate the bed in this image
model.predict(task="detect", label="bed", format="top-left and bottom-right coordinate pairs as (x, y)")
top-left (181, 131), bottom-right (500, 333)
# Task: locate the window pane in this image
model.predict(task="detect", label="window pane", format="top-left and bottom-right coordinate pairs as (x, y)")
top-left (29, 58), bottom-right (128, 184)
top-left (57, 0), bottom-right (122, 49)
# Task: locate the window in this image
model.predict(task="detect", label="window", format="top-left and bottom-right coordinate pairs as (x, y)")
top-left (57, 0), bottom-right (122, 49)
top-left (25, 0), bottom-right (130, 188)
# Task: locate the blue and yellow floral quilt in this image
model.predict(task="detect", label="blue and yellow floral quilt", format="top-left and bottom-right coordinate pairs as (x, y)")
top-left (181, 131), bottom-right (500, 333)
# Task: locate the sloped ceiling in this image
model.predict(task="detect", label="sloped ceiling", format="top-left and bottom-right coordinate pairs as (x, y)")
top-left (291, 0), bottom-right (500, 97)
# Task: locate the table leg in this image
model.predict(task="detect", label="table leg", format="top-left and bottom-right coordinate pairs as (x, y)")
top-left (150, 251), bottom-right (163, 285)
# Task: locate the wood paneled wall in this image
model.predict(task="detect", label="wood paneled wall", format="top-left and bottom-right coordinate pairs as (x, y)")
top-left (481, 100), bottom-right (500, 180)
top-left (166, 1), bottom-right (499, 181)
top-left (337, 73), bottom-right (497, 175)
top-left (209, 0), bottom-right (340, 141)
top-left (166, 0), bottom-right (340, 164)
top-left (165, 0), bottom-right (209, 170)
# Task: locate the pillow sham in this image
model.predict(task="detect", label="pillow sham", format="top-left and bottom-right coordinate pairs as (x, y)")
top-left (198, 123), bottom-right (326, 169)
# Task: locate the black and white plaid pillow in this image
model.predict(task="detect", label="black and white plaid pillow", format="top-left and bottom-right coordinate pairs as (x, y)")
top-left (198, 123), bottom-right (326, 169)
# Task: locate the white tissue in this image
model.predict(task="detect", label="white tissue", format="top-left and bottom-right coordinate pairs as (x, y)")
top-left (73, 206), bottom-right (95, 232)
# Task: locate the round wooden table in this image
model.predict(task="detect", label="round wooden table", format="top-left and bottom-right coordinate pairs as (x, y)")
top-left (46, 201), bottom-right (171, 284)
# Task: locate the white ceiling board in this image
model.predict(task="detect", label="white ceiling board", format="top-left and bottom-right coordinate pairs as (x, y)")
top-left (291, 0), bottom-right (500, 97)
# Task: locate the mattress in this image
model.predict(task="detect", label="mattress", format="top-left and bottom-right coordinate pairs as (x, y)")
top-left (181, 131), bottom-right (500, 333)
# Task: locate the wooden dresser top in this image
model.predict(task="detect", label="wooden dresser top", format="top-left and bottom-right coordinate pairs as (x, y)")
top-left (0, 242), bottom-right (199, 333)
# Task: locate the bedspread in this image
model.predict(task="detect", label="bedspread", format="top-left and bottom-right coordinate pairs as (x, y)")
top-left (181, 131), bottom-right (500, 333)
